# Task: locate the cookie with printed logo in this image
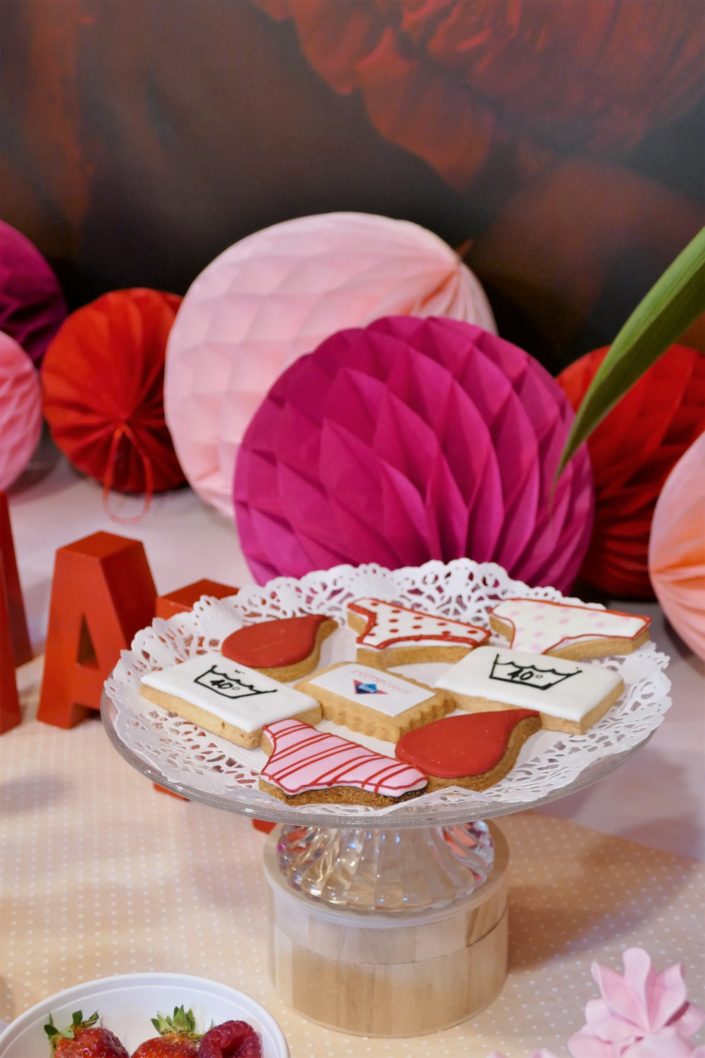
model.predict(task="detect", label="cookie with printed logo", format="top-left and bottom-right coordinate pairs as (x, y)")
top-left (434, 646), bottom-right (624, 734)
top-left (259, 718), bottom-right (428, 806)
top-left (140, 652), bottom-right (321, 748)
top-left (347, 597), bottom-right (488, 667)
top-left (296, 661), bottom-right (451, 741)
top-left (221, 614), bottom-right (338, 681)
top-left (488, 597), bottom-right (650, 659)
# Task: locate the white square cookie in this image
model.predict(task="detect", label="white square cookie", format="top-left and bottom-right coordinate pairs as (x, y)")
top-left (140, 652), bottom-right (321, 747)
top-left (434, 646), bottom-right (624, 734)
top-left (296, 662), bottom-right (451, 740)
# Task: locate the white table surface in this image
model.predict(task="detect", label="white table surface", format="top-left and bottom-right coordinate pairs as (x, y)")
top-left (7, 435), bottom-right (705, 861)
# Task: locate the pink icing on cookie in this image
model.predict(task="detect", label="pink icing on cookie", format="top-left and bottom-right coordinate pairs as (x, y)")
top-left (490, 598), bottom-right (650, 654)
top-left (261, 719), bottom-right (427, 797)
top-left (349, 598), bottom-right (488, 651)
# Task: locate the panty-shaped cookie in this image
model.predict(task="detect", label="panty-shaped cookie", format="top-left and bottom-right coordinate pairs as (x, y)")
top-left (347, 597), bottom-right (488, 667)
top-left (140, 652), bottom-right (321, 747)
top-left (489, 597), bottom-right (650, 659)
top-left (434, 646), bottom-right (624, 734)
top-left (221, 614), bottom-right (337, 681)
top-left (395, 709), bottom-right (541, 791)
top-left (260, 718), bottom-right (428, 806)
top-left (297, 662), bottom-right (451, 740)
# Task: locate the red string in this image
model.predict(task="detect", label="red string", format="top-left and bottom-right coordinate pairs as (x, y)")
top-left (102, 422), bottom-right (155, 524)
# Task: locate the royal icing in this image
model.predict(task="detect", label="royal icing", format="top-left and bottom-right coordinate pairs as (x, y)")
top-left (395, 709), bottom-right (539, 779)
top-left (490, 598), bottom-right (650, 655)
top-left (141, 653), bottom-right (318, 732)
top-left (305, 663), bottom-right (435, 717)
top-left (221, 615), bottom-right (335, 669)
top-left (434, 646), bottom-right (623, 724)
top-left (261, 719), bottom-right (428, 796)
top-left (349, 598), bottom-right (488, 651)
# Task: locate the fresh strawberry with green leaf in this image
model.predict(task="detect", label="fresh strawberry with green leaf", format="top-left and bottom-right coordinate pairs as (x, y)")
top-left (45, 1011), bottom-right (129, 1057)
top-left (197, 1021), bottom-right (261, 1058)
top-left (131, 1007), bottom-right (201, 1058)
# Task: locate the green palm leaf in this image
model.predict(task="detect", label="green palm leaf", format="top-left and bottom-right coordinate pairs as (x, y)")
top-left (558, 227), bottom-right (705, 475)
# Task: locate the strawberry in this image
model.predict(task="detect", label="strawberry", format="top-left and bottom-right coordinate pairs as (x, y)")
top-left (45, 1011), bottom-right (129, 1057)
top-left (197, 1021), bottom-right (261, 1058)
top-left (131, 1007), bottom-right (201, 1058)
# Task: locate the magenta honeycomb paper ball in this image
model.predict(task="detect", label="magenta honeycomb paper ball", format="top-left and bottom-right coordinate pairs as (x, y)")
top-left (235, 317), bottom-right (594, 590)
top-left (165, 212), bottom-right (495, 517)
top-left (0, 220), bottom-right (67, 366)
top-left (0, 331), bottom-right (43, 490)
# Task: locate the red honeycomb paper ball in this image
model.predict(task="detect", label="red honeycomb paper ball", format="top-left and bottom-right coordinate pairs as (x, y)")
top-left (42, 289), bottom-right (186, 494)
top-left (558, 344), bottom-right (705, 598)
top-left (235, 316), bottom-right (594, 589)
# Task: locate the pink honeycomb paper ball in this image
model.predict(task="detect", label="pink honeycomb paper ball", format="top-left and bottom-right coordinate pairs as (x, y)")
top-left (0, 220), bottom-right (67, 366)
top-left (234, 316), bottom-right (594, 589)
top-left (0, 331), bottom-right (43, 490)
top-left (165, 212), bottom-right (495, 517)
top-left (649, 434), bottom-right (705, 660)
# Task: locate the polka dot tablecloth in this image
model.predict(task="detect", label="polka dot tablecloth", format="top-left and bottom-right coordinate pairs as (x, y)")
top-left (1, 718), bottom-right (703, 1056)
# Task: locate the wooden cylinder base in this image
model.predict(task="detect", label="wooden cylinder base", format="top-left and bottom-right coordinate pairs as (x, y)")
top-left (264, 822), bottom-right (509, 1037)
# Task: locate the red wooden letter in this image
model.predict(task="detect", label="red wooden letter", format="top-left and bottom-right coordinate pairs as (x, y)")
top-left (0, 491), bottom-right (32, 667)
top-left (37, 532), bottom-right (156, 728)
top-left (0, 562), bottom-right (21, 733)
top-left (156, 578), bottom-right (238, 619)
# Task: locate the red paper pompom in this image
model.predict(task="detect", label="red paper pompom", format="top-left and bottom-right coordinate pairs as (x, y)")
top-left (557, 344), bottom-right (705, 598)
top-left (42, 289), bottom-right (186, 495)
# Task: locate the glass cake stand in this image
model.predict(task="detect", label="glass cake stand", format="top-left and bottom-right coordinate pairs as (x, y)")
top-left (101, 559), bottom-right (671, 914)
top-left (101, 560), bottom-right (672, 1035)
top-left (102, 562), bottom-right (672, 915)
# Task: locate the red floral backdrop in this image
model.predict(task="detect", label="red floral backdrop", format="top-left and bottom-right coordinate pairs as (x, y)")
top-left (1, 0), bottom-right (703, 368)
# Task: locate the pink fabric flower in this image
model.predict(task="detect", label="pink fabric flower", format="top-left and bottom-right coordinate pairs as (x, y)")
top-left (568, 949), bottom-right (705, 1058)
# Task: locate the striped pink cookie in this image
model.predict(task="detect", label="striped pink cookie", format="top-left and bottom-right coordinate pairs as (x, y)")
top-left (259, 719), bottom-right (428, 806)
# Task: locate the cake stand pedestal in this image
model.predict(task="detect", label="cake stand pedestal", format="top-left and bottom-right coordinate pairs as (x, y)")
top-left (264, 820), bottom-right (509, 1036)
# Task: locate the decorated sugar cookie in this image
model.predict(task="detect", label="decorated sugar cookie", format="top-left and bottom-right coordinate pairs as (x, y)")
top-left (296, 662), bottom-right (451, 740)
top-left (259, 718), bottom-right (428, 806)
top-left (489, 597), bottom-right (651, 659)
top-left (434, 646), bottom-right (624, 734)
top-left (221, 614), bottom-right (337, 681)
top-left (347, 597), bottom-right (488, 667)
top-left (140, 652), bottom-right (321, 748)
top-left (395, 709), bottom-right (541, 791)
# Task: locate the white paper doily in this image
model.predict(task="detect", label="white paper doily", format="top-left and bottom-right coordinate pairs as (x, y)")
top-left (102, 559), bottom-right (671, 828)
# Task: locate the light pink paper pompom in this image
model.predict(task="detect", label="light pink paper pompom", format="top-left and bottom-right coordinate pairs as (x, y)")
top-left (649, 434), bottom-right (705, 661)
top-left (0, 331), bottom-right (42, 490)
top-left (165, 213), bottom-right (495, 516)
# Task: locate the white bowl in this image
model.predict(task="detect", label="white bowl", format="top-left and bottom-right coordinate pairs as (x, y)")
top-left (0, 973), bottom-right (289, 1057)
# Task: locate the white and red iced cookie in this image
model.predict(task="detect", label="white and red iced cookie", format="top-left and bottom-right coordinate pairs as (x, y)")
top-left (347, 597), bottom-right (488, 667)
top-left (434, 645), bottom-right (625, 735)
top-left (140, 652), bottom-right (321, 748)
top-left (221, 614), bottom-right (337, 681)
top-left (489, 597), bottom-right (651, 659)
top-left (259, 718), bottom-right (428, 806)
top-left (395, 708), bottom-right (541, 791)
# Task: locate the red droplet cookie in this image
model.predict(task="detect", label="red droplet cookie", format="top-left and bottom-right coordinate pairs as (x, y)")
top-left (220, 614), bottom-right (337, 680)
top-left (395, 709), bottom-right (540, 791)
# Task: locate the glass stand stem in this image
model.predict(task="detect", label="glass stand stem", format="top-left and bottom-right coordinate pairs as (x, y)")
top-left (274, 820), bottom-right (494, 913)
